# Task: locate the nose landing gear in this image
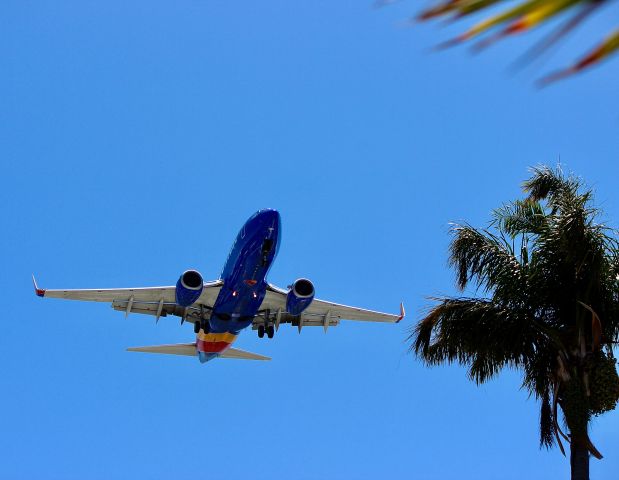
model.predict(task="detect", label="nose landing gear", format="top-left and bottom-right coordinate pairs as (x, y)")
top-left (195, 319), bottom-right (210, 334)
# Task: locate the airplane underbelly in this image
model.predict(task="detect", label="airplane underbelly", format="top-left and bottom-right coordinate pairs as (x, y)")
top-left (209, 282), bottom-right (266, 332)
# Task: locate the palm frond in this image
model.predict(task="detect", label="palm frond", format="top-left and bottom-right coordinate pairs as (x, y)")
top-left (449, 224), bottom-right (522, 294)
top-left (541, 29), bottom-right (619, 85)
top-left (414, 0), bottom-right (617, 82)
top-left (511, 2), bottom-right (601, 71)
top-left (540, 388), bottom-right (555, 448)
top-left (492, 199), bottom-right (547, 237)
top-left (522, 165), bottom-right (577, 202)
top-left (412, 298), bottom-right (541, 383)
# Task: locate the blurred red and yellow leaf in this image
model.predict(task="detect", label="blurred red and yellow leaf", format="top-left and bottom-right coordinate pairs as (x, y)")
top-left (540, 29), bottom-right (619, 84)
top-left (414, 0), bottom-right (618, 83)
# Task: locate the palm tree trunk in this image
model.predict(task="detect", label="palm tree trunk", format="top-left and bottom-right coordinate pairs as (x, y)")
top-left (570, 440), bottom-right (589, 480)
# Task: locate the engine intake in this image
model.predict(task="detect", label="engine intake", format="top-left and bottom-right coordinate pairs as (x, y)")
top-left (176, 270), bottom-right (204, 307)
top-left (286, 278), bottom-right (315, 315)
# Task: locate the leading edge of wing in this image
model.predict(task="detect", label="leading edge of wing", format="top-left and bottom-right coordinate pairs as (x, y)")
top-left (266, 283), bottom-right (405, 323)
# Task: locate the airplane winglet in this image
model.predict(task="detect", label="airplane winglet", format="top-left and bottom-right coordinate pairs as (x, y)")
top-left (396, 302), bottom-right (405, 323)
top-left (32, 274), bottom-right (46, 297)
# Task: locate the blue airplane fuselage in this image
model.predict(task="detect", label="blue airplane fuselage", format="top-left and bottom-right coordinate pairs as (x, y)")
top-left (197, 209), bottom-right (281, 362)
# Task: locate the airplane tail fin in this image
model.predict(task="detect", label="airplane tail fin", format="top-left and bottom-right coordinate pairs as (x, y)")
top-left (126, 343), bottom-right (270, 361)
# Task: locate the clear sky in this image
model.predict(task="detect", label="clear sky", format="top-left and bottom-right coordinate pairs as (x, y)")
top-left (2, 1), bottom-right (618, 479)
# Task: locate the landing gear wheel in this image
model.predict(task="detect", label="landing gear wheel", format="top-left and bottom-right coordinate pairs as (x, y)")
top-left (267, 325), bottom-right (274, 339)
top-left (258, 325), bottom-right (265, 338)
top-left (201, 320), bottom-right (210, 334)
top-left (194, 322), bottom-right (200, 334)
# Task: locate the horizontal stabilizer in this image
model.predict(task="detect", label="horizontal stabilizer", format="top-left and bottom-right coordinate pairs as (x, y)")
top-left (127, 343), bottom-right (196, 356)
top-left (219, 347), bottom-right (271, 361)
top-left (126, 343), bottom-right (270, 361)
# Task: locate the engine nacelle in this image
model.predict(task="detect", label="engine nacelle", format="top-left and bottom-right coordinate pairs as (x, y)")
top-left (175, 270), bottom-right (204, 307)
top-left (286, 278), bottom-right (315, 316)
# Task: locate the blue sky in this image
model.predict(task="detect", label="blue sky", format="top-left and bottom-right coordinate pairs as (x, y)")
top-left (2, 1), bottom-right (618, 479)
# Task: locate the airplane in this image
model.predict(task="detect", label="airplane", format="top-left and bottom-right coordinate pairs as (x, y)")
top-left (33, 209), bottom-right (404, 363)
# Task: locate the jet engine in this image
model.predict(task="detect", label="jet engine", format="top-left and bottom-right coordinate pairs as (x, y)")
top-left (286, 278), bottom-right (315, 315)
top-left (175, 270), bottom-right (204, 307)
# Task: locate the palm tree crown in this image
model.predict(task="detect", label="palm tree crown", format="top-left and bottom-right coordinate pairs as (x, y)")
top-left (411, 166), bottom-right (619, 479)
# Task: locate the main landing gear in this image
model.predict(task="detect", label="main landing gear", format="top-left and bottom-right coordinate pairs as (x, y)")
top-left (257, 325), bottom-right (275, 339)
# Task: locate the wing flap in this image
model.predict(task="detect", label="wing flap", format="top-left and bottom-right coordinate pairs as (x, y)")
top-left (112, 300), bottom-right (175, 317)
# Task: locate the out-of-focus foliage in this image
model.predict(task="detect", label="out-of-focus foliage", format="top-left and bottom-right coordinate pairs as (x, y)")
top-left (412, 0), bottom-right (619, 84)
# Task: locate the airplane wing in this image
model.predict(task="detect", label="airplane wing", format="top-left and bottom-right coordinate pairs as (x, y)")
top-left (258, 284), bottom-right (404, 332)
top-left (32, 275), bottom-right (223, 324)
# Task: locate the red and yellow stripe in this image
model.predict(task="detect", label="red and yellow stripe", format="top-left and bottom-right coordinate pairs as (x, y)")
top-left (196, 331), bottom-right (237, 354)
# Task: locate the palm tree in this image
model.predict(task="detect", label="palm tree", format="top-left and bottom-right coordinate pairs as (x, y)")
top-left (411, 166), bottom-right (619, 480)
top-left (403, 0), bottom-right (619, 84)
